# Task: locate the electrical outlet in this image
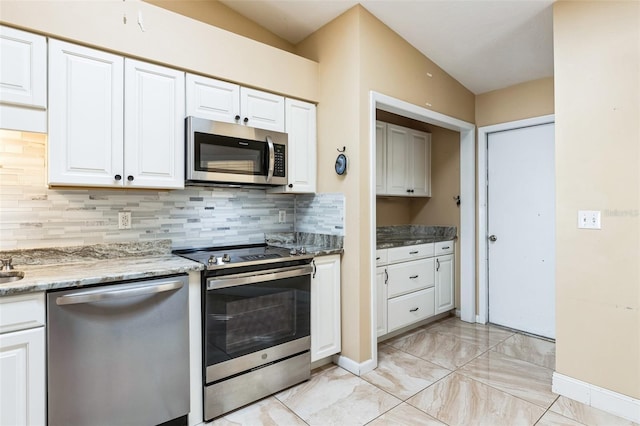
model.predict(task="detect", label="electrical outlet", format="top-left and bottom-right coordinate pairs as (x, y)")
top-left (118, 211), bottom-right (132, 230)
top-left (278, 210), bottom-right (286, 223)
top-left (578, 210), bottom-right (601, 229)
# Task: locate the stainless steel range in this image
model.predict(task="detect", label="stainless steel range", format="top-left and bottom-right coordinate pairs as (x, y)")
top-left (173, 244), bottom-right (313, 422)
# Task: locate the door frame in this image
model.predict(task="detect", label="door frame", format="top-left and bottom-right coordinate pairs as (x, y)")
top-left (369, 91), bottom-right (476, 369)
top-left (477, 114), bottom-right (555, 324)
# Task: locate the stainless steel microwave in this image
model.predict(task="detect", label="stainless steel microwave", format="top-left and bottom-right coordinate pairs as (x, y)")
top-left (185, 117), bottom-right (288, 186)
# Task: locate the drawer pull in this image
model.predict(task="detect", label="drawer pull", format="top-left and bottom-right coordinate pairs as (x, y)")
top-left (409, 307), bottom-right (419, 312)
top-left (409, 251), bottom-right (419, 255)
top-left (442, 246), bottom-right (450, 250)
top-left (376, 257), bottom-right (381, 260)
top-left (410, 275), bottom-right (419, 279)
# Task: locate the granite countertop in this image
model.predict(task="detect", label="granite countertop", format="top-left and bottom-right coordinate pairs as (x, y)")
top-left (0, 240), bottom-right (203, 296)
top-left (377, 225), bottom-right (457, 249)
top-left (265, 232), bottom-right (344, 256)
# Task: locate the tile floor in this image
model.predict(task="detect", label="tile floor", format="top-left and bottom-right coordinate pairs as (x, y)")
top-left (210, 317), bottom-right (638, 426)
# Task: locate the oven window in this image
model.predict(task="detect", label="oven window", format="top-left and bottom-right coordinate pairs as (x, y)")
top-left (195, 132), bottom-right (266, 176)
top-left (205, 275), bottom-right (310, 367)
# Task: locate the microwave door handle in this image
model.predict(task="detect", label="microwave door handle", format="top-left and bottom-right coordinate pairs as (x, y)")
top-left (266, 135), bottom-right (275, 183)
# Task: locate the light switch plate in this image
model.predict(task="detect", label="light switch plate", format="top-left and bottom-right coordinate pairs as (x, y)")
top-left (578, 210), bottom-right (601, 229)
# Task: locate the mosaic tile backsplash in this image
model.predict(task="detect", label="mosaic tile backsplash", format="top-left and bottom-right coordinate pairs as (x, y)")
top-left (0, 131), bottom-right (344, 250)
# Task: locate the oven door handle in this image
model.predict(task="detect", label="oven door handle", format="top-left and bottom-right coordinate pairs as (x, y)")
top-left (207, 265), bottom-right (313, 290)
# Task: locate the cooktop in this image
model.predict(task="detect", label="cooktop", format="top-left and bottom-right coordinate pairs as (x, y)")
top-left (173, 244), bottom-right (312, 270)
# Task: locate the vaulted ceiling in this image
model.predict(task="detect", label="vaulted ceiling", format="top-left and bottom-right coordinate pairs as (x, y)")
top-left (220, 0), bottom-right (555, 94)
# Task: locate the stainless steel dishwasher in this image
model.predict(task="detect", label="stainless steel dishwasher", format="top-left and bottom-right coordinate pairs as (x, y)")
top-left (47, 275), bottom-right (190, 426)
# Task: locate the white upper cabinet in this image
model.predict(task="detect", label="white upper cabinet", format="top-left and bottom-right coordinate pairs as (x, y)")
top-left (48, 39), bottom-right (124, 187)
top-left (185, 74), bottom-right (240, 124)
top-left (0, 25), bottom-right (47, 132)
top-left (124, 59), bottom-right (185, 189)
top-left (186, 74), bottom-right (285, 132)
top-left (376, 122), bottom-right (431, 197)
top-left (48, 39), bottom-right (185, 189)
top-left (270, 98), bottom-right (316, 194)
top-left (375, 121), bottom-right (387, 194)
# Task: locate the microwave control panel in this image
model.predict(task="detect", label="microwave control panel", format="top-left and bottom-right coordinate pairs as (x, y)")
top-left (274, 144), bottom-right (286, 177)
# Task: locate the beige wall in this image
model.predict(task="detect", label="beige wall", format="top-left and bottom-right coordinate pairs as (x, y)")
top-left (475, 77), bottom-right (555, 127)
top-left (0, 0), bottom-right (318, 101)
top-left (554, 1), bottom-right (640, 399)
top-left (143, 0), bottom-right (295, 53)
top-left (297, 5), bottom-right (474, 363)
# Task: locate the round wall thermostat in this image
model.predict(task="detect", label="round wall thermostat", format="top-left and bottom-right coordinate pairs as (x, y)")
top-left (335, 153), bottom-right (347, 175)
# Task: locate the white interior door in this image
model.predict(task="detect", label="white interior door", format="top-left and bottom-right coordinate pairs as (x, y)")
top-left (487, 123), bottom-right (555, 338)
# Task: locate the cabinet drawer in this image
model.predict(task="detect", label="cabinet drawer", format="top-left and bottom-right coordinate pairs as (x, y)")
top-left (375, 249), bottom-right (388, 266)
top-left (435, 240), bottom-right (454, 255)
top-left (387, 258), bottom-right (434, 298)
top-left (387, 288), bottom-right (435, 332)
top-left (387, 243), bottom-right (434, 263)
top-left (0, 293), bottom-right (45, 334)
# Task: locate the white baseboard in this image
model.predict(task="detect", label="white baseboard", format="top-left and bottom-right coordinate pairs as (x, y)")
top-left (334, 354), bottom-right (376, 376)
top-left (552, 372), bottom-right (640, 423)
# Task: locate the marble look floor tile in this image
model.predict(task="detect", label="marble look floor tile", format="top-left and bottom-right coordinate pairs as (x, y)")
top-left (549, 396), bottom-right (639, 426)
top-left (276, 365), bottom-right (401, 426)
top-left (367, 403), bottom-right (446, 426)
top-left (209, 396), bottom-right (306, 426)
top-left (457, 350), bottom-right (558, 408)
top-left (536, 410), bottom-right (587, 426)
top-left (362, 345), bottom-right (451, 400)
top-left (493, 333), bottom-right (556, 369)
top-left (428, 318), bottom-right (516, 349)
top-left (387, 328), bottom-right (486, 370)
top-left (407, 372), bottom-right (546, 426)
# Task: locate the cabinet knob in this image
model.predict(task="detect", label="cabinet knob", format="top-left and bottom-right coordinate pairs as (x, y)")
top-left (235, 115), bottom-right (240, 121)
top-left (114, 174), bottom-right (122, 181)
top-left (288, 184), bottom-right (293, 188)
top-left (127, 175), bottom-right (134, 182)
top-left (243, 117), bottom-right (249, 123)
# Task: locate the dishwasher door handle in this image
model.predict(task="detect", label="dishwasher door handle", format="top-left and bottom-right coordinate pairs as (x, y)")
top-left (56, 280), bottom-right (184, 305)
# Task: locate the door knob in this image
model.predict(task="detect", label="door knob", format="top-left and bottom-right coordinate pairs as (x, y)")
top-left (489, 235), bottom-right (497, 242)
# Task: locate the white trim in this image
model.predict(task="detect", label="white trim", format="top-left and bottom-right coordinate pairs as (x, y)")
top-left (369, 91), bottom-right (476, 372)
top-left (334, 354), bottom-right (376, 376)
top-left (476, 114), bottom-right (555, 324)
top-left (553, 372), bottom-right (640, 423)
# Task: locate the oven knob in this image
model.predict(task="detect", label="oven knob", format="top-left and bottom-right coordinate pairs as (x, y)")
top-left (208, 255), bottom-right (216, 264)
top-left (221, 254), bottom-right (231, 263)
top-left (289, 248), bottom-right (298, 256)
top-left (300, 247), bottom-right (307, 255)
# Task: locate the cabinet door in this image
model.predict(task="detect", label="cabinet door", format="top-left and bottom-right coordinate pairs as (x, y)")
top-left (410, 130), bottom-right (431, 196)
top-left (48, 39), bottom-right (124, 187)
top-left (124, 59), bottom-right (185, 189)
top-left (310, 255), bottom-right (341, 362)
top-left (0, 26), bottom-right (47, 133)
top-left (385, 124), bottom-right (411, 195)
top-left (185, 73), bottom-right (240, 124)
top-left (375, 121), bottom-right (387, 194)
top-left (240, 87), bottom-right (285, 132)
top-left (376, 267), bottom-right (388, 337)
top-left (283, 98), bottom-right (316, 193)
top-left (0, 327), bottom-right (45, 426)
top-left (435, 254), bottom-right (455, 314)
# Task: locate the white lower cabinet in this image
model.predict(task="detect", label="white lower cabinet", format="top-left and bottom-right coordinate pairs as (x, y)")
top-left (387, 288), bottom-right (435, 332)
top-left (375, 266), bottom-right (388, 337)
top-left (310, 254), bottom-right (341, 362)
top-left (376, 240), bottom-right (454, 338)
top-left (0, 293), bottom-right (45, 426)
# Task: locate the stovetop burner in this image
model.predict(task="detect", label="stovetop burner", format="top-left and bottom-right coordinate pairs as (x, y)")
top-left (173, 243), bottom-right (311, 270)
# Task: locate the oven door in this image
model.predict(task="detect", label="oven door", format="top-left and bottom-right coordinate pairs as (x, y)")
top-left (204, 265), bottom-right (311, 383)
